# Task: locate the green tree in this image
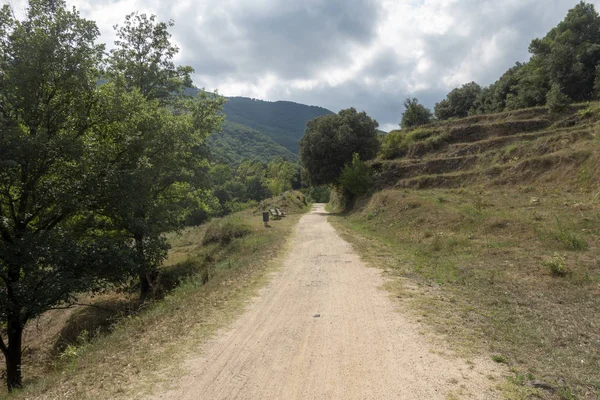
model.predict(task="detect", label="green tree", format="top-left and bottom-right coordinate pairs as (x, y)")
top-left (300, 108), bottom-right (379, 186)
top-left (266, 157), bottom-right (299, 196)
top-left (0, 0), bottom-right (132, 390)
top-left (400, 98), bottom-right (432, 128)
top-left (546, 83), bottom-right (571, 113)
top-left (101, 13), bottom-right (225, 301)
top-left (338, 153), bottom-right (371, 196)
top-left (434, 82), bottom-right (482, 120)
top-left (107, 12), bottom-right (193, 103)
top-left (94, 82), bottom-right (224, 301)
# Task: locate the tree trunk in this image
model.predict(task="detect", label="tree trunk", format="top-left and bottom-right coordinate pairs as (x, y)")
top-left (134, 233), bottom-right (150, 303)
top-left (4, 316), bottom-right (23, 391)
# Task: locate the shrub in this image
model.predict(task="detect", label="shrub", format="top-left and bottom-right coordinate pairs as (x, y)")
top-left (546, 83), bottom-right (571, 113)
top-left (202, 216), bottom-right (251, 245)
top-left (338, 153), bottom-right (371, 196)
top-left (542, 253), bottom-right (570, 277)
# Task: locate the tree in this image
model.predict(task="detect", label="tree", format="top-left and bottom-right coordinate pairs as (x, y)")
top-left (93, 83), bottom-right (225, 302)
top-left (546, 83), bottom-right (571, 113)
top-left (434, 82), bottom-right (482, 120)
top-left (338, 153), bottom-right (371, 196)
top-left (266, 157), bottom-right (299, 196)
top-left (299, 108), bottom-right (379, 186)
top-left (107, 12), bottom-right (194, 103)
top-left (400, 98), bottom-right (432, 128)
top-left (101, 13), bottom-right (225, 301)
top-left (0, 0), bottom-right (133, 390)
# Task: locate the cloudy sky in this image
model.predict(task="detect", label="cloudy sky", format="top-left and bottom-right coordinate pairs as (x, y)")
top-left (9, 0), bottom-right (600, 131)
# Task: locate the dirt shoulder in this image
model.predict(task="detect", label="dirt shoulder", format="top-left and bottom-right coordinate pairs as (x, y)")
top-left (151, 204), bottom-right (502, 400)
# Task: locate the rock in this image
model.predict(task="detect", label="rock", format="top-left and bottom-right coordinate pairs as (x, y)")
top-left (530, 197), bottom-right (540, 205)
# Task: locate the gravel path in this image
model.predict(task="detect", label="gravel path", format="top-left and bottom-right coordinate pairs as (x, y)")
top-left (152, 204), bottom-right (501, 399)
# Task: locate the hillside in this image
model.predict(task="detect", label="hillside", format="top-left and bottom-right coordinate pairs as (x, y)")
top-left (222, 97), bottom-right (334, 153)
top-left (208, 121), bottom-right (298, 164)
top-left (331, 104), bottom-right (600, 399)
top-left (186, 88), bottom-right (334, 154)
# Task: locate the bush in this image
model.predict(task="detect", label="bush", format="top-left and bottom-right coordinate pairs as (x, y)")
top-left (202, 216), bottom-right (251, 245)
top-left (338, 153), bottom-right (371, 196)
top-left (542, 253), bottom-right (570, 277)
top-left (546, 83), bottom-right (571, 113)
top-left (379, 128), bottom-right (441, 159)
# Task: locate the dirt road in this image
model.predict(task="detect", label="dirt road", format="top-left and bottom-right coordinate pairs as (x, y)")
top-left (153, 204), bottom-right (501, 399)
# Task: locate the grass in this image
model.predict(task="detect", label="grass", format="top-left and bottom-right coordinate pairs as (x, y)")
top-left (329, 188), bottom-right (600, 399)
top-left (6, 200), bottom-right (309, 400)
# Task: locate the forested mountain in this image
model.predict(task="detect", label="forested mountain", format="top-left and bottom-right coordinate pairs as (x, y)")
top-left (185, 88), bottom-right (334, 154)
top-left (222, 97), bottom-right (334, 153)
top-left (208, 121), bottom-right (298, 164)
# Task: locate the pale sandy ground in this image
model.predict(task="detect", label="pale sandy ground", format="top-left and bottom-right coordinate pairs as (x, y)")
top-left (151, 204), bottom-right (502, 400)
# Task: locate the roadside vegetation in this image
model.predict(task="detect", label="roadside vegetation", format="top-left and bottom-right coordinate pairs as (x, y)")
top-left (7, 192), bottom-right (309, 399)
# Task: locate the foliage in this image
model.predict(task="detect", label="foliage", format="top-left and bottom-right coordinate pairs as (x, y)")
top-left (379, 127), bottom-right (441, 159)
top-left (546, 83), bottom-right (571, 113)
top-left (99, 12), bottom-right (226, 302)
top-left (208, 157), bottom-right (299, 215)
top-left (434, 82), bottom-right (482, 120)
top-left (468, 2), bottom-right (600, 115)
top-left (208, 121), bottom-right (298, 165)
top-left (338, 154), bottom-right (371, 196)
top-left (107, 12), bottom-right (193, 103)
top-left (302, 186), bottom-right (331, 203)
top-left (400, 98), bottom-right (433, 128)
top-left (184, 90), bottom-right (334, 153)
top-left (266, 157), bottom-right (299, 196)
top-left (542, 253), bottom-right (570, 277)
top-left (0, 0), bottom-right (134, 390)
top-left (300, 108), bottom-right (380, 186)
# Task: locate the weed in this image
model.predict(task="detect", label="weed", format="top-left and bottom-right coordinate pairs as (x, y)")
top-left (542, 253), bottom-right (570, 277)
top-left (554, 218), bottom-right (588, 250)
top-left (492, 354), bottom-right (508, 364)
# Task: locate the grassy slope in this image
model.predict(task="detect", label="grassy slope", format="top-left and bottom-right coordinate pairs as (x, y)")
top-left (8, 193), bottom-right (309, 400)
top-left (331, 105), bottom-right (600, 399)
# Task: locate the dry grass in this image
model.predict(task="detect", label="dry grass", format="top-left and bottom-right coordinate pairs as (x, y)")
top-left (330, 188), bottom-right (600, 399)
top-left (5, 204), bottom-right (308, 400)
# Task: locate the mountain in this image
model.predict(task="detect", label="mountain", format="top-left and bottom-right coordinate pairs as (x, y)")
top-left (208, 121), bottom-right (298, 165)
top-left (221, 97), bottom-right (334, 153)
top-left (185, 88), bottom-right (334, 155)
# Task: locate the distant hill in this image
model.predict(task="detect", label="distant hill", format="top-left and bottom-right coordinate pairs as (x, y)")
top-left (185, 89), bottom-right (334, 154)
top-left (222, 97), bottom-right (334, 153)
top-left (208, 121), bottom-right (298, 165)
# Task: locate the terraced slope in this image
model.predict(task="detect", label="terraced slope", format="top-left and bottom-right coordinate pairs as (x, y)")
top-left (373, 105), bottom-right (600, 190)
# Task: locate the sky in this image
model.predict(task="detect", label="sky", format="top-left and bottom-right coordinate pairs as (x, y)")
top-left (8, 0), bottom-right (600, 131)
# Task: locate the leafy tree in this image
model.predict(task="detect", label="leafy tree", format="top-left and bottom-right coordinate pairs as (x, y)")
top-left (300, 108), bottom-right (379, 186)
top-left (94, 82), bottom-right (224, 301)
top-left (266, 157), bottom-right (299, 196)
top-left (338, 153), bottom-right (371, 196)
top-left (546, 83), bottom-right (571, 113)
top-left (107, 12), bottom-right (193, 103)
top-left (0, 0), bottom-right (133, 390)
top-left (400, 98), bottom-right (432, 129)
top-left (434, 82), bottom-right (482, 120)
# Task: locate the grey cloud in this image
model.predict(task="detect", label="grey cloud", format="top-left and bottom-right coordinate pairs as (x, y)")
top-left (172, 0), bottom-right (381, 80)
